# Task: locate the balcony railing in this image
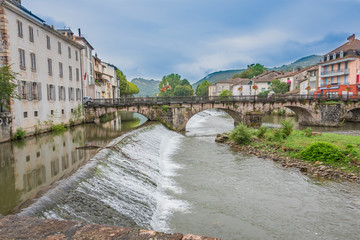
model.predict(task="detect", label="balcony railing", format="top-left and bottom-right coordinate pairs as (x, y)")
top-left (320, 68), bottom-right (349, 77)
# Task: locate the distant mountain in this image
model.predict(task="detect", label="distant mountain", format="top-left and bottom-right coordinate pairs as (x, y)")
top-left (131, 78), bottom-right (160, 97)
top-left (192, 69), bottom-right (245, 90)
top-left (192, 55), bottom-right (322, 89)
top-left (269, 55), bottom-right (322, 72)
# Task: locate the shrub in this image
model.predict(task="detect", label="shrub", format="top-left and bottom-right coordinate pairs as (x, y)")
top-left (256, 126), bottom-right (267, 139)
top-left (272, 128), bottom-right (286, 141)
top-left (304, 127), bottom-right (313, 137)
top-left (229, 123), bottom-right (253, 145)
top-left (162, 105), bottom-right (168, 111)
top-left (51, 123), bottom-right (68, 132)
top-left (12, 127), bottom-right (26, 140)
top-left (300, 142), bottom-right (345, 163)
top-left (280, 120), bottom-right (294, 137)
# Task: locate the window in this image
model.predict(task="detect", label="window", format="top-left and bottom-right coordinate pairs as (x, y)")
top-left (76, 68), bottom-right (79, 81)
top-left (75, 51), bottom-right (78, 61)
top-left (58, 86), bottom-right (66, 101)
top-left (62, 109), bottom-right (64, 115)
top-left (29, 26), bottom-right (34, 42)
top-left (337, 63), bottom-right (341, 71)
top-left (68, 47), bottom-right (71, 59)
top-left (46, 35), bottom-right (51, 49)
top-left (76, 88), bottom-right (81, 101)
top-left (51, 110), bottom-right (54, 115)
top-left (37, 152), bottom-right (40, 157)
top-left (59, 62), bottom-right (63, 78)
top-left (34, 111), bottom-right (38, 117)
top-left (85, 46), bottom-right (88, 57)
top-left (30, 53), bottom-right (36, 72)
top-left (344, 75), bottom-right (348, 84)
top-left (331, 77), bottom-right (334, 84)
top-left (17, 20), bottom-right (23, 38)
top-left (69, 66), bottom-right (72, 80)
top-left (48, 58), bottom-right (52, 76)
top-left (337, 76), bottom-right (341, 83)
top-left (23, 112), bottom-right (28, 118)
top-left (68, 87), bottom-right (74, 101)
top-left (19, 48), bottom-right (26, 70)
top-left (26, 156), bottom-right (30, 162)
top-left (58, 41), bottom-right (62, 54)
top-left (47, 84), bottom-right (56, 101)
top-left (345, 61), bottom-right (348, 70)
top-left (331, 65), bottom-right (334, 73)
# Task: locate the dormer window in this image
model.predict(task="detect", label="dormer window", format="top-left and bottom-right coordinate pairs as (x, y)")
top-left (333, 53), bottom-right (337, 60)
top-left (327, 55), bottom-right (330, 61)
top-left (320, 56), bottom-right (324, 63)
top-left (340, 51), bottom-right (344, 58)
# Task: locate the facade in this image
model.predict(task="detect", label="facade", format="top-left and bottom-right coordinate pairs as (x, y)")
top-left (208, 78), bottom-right (244, 96)
top-left (0, 0), bottom-right (83, 140)
top-left (92, 55), bottom-right (117, 99)
top-left (279, 71), bottom-right (296, 91)
top-left (299, 65), bottom-right (318, 95)
top-left (253, 71), bottom-right (281, 94)
top-left (74, 30), bottom-right (94, 98)
top-left (315, 34), bottom-right (360, 97)
top-left (232, 79), bottom-right (251, 96)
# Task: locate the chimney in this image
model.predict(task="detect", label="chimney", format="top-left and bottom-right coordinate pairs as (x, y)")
top-left (347, 34), bottom-right (355, 42)
top-left (78, 28), bottom-right (81, 37)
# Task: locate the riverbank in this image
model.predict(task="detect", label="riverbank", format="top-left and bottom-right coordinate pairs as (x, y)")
top-left (216, 129), bottom-right (360, 183)
top-left (0, 215), bottom-right (220, 240)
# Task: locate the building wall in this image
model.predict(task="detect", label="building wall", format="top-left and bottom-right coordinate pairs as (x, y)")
top-left (4, 2), bottom-right (82, 135)
top-left (76, 39), bottom-right (93, 98)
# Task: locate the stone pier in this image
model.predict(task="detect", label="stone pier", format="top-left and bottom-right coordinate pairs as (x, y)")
top-left (0, 215), bottom-right (220, 240)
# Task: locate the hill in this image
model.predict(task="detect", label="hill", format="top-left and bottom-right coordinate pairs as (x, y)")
top-left (131, 78), bottom-right (160, 97)
top-left (192, 69), bottom-right (244, 90)
top-left (192, 55), bottom-right (321, 89)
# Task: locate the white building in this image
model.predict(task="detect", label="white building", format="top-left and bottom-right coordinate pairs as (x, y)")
top-left (93, 54), bottom-right (117, 99)
top-left (0, 0), bottom-right (83, 139)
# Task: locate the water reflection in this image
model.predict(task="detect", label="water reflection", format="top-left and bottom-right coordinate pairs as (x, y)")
top-left (0, 112), bottom-right (147, 215)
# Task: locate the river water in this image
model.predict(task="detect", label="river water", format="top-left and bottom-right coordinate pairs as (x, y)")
top-left (1, 110), bottom-right (360, 239)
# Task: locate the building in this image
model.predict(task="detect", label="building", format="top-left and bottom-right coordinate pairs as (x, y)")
top-left (299, 65), bottom-right (318, 95)
top-left (253, 71), bottom-right (281, 94)
top-left (92, 54), bottom-right (117, 99)
top-left (0, 0), bottom-right (83, 141)
top-left (208, 78), bottom-right (244, 96)
top-left (74, 29), bottom-right (95, 98)
top-left (316, 34), bottom-right (360, 97)
top-left (232, 78), bottom-right (251, 96)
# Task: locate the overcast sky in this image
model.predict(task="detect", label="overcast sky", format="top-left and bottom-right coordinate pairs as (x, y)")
top-left (24, 0), bottom-right (360, 83)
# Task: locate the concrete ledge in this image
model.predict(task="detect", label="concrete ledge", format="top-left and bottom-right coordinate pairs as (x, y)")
top-left (0, 215), bottom-right (221, 240)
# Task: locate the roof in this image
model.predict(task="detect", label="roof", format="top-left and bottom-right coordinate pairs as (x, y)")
top-left (326, 36), bottom-right (360, 55)
top-left (216, 77), bottom-right (249, 85)
top-left (253, 71), bottom-right (281, 83)
top-left (284, 88), bottom-right (300, 95)
top-left (75, 36), bottom-right (94, 50)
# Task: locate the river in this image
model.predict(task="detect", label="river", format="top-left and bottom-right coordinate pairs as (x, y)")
top-left (1, 110), bottom-right (360, 239)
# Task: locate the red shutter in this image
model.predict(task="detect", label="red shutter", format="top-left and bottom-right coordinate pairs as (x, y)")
top-left (357, 75), bottom-right (359, 83)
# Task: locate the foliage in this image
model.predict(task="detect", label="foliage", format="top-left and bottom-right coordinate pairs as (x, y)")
top-left (299, 142), bottom-right (345, 163)
top-left (0, 65), bottom-right (18, 110)
top-left (258, 90), bottom-right (270, 96)
top-left (256, 126), bottom-right (267, 139)
top-left (131, 78), bottom-right (160, 97)
top-left (233, 63), bottom-right (266, 79)
top-left (50, 123), bottom-right (68, 132)
top-left (195, 80), bottom-right (211, 96)
top-left (12, 127), bottom-right (26, 140)
top-left (173, 85), bottom-right (194, 96)
top-left (71, 104), bottom-right (83, 123)
top-left (162, 105), bottom-right (168, 111)
top-left (229, 123), bottom-right (253, 145)
top-left (158, 73), bottom-right (193, 97)
top-left (218, 90), bottom-right (232, 100)
top-left (117, 69), bottom-right (140, 97)
top-left (267, 128), bottom-right (286, 142)
top-left (280, 120), bottom-right (294, 137)
top-left (269, 79), bottom-right (289, 94)
top-left (304, 127), bottom-right (313, 137)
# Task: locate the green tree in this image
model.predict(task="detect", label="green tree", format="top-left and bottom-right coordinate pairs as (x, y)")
top-left (117, 69), bottom-right (140, 97)
top-left (219, 90), bottom-right (232, 96)
top-left (173, 85), bottom-right (194, 96)
top-left (158, 73), bottom-right (193, 97)
top-left (233, 63), bottom-right (266, 79)
top-left (0, 65), bottom-right (18, 110)
top-left (195, 80), bottom-right (211, 96)
top-left (269, 79), bottom-right (289, 94)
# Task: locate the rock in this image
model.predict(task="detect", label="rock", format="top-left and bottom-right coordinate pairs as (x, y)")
top-left (215, 133), bottom-right (229, 143)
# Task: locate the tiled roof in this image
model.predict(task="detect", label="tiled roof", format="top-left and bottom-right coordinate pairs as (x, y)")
top-left (327, 38), bottom-right (360, 55)
top-left (253, 71), bottom-right (281, 83)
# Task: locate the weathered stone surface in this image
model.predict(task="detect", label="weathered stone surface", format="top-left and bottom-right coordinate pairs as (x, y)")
top-left (0, 215), bottom-right (220, 240)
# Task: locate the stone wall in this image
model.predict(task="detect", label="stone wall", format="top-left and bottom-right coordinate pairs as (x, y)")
top-left (0, 112), bottom-right (11, 143)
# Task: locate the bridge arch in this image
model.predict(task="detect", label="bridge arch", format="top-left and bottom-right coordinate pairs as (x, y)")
top-left (343, 107), bottom-right (360, 122)
top-left (268, 105), bottom-right (317, 125)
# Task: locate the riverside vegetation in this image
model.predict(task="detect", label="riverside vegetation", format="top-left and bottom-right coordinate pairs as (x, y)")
top-left (216, 120), bottom-right (360, 182)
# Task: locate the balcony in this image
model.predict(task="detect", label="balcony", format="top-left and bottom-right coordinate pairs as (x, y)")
top-left (320, 68), bottom-right (349, 78)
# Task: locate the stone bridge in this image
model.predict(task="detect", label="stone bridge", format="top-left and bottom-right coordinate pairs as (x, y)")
top-left (84, 95), bottom-right (360, 131)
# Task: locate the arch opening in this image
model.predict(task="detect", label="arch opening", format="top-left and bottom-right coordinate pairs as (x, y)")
top-left (343, 108), bottom-right (360, 123)
top-left (264, 105), bottom-right (316, 126)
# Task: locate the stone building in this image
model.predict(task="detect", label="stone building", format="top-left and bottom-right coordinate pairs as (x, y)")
top-left (0, 0), bottom-right (83, 142)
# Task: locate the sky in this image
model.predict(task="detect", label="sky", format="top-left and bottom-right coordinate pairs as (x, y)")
top-left (23, 0), bottom-right (360, 83)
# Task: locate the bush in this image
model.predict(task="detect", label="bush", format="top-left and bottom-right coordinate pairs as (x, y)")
top-left (304, 127), bottom-right (313, 137)
top-left (12, 127), bottom-right (26, 140)
top-left (50, 123), bottom-right (68, 132)
top-left (280, 120), bottom-right (294, 137)
top-left (162, 105), bottom-right (168, 111)
top-left (300, 142), bottom-right (345, 163)
top-left (267, 128), bottom-right (286, 142)
top-left (256, 126), bottom-right (267, 138)
top-left (229, 123), bottom-right (253, 145)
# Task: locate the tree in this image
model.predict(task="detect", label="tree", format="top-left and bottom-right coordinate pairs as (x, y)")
top-left (158, 73), bottom-right (193, 97)
top-left (233, 63), bottom-right (267, 79)
top-left (269, 79), bottom-right (289, 94)
top-left (196, 80), bottom-right (211, 96)
top-left (0, 65), bottom-right (18, 110)
top-left (173, 85), bottom-right (194, 96)
top-left (117, 69), bottom-right (140, 97)
top-left (218, 89), bottom-right (232, 100)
